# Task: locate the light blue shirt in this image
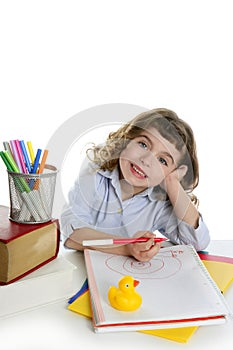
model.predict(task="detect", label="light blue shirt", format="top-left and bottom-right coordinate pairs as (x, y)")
top-left (60, 161), bottom-right (210, 251)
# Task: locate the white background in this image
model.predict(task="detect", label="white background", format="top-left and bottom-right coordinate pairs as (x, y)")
top-left (0, 1), bottom-right (233, 348)
top-left (1, 0), bottom-right (232, 237)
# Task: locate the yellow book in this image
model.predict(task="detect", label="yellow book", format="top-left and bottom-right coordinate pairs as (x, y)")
top-left (202, 260), bottom-right (233, 293)
top-left (68, 290), bottom-right (92, 317)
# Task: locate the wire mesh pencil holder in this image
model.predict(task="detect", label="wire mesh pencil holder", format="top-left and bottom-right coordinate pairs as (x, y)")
top-left (7, 165), bottom-right (58, 224)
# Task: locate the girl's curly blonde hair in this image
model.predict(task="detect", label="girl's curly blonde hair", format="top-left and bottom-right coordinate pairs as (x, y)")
top-left (87, 108), bottom-right (199, 204)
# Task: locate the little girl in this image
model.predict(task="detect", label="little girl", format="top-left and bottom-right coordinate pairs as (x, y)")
top-left (61, 108), bottom-right (210, 261)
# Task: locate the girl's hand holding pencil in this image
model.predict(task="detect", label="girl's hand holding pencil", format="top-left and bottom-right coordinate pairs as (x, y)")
top-left (82, 231), bottom-right (166, 263)
top-left (126, 231), bottom-right (163, 262)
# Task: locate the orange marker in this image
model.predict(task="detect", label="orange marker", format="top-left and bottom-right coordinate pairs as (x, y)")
top-left (37, 149), bottom-right (48, 174)
top-left (33, 149), bottom-right (48, 190)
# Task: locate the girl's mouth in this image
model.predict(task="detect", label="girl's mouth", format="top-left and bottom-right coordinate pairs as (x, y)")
top-left (130, 163), bottom-right (147, 179)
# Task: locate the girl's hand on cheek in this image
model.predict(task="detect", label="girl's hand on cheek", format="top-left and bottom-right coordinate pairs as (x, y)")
top-left (161, 165), bottom-right (188, 191)
top-left (128, 231), bottom-right (162, 262)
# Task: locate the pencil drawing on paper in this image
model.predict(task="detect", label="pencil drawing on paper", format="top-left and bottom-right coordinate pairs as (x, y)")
top-left (105, 249), bottom-right (183, 279)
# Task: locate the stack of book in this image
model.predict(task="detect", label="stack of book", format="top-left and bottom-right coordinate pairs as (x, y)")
top-left (0, 205), bottom-right (76, 318)
top-left (0, 205), bottom-right (60, 285)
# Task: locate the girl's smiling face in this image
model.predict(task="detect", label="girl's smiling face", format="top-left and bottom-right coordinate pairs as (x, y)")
top-left (119, 127), bottom-right (183, 195)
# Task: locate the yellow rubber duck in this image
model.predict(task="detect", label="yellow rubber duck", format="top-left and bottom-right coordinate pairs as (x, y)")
top-left (108, 275), bottom-right (142, 311)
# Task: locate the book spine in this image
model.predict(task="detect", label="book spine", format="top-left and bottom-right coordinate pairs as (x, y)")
top-left (84, 250), bottom-right (105, 324)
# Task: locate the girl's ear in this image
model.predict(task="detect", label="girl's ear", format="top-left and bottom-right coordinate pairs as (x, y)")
top-left (177, 164), bottom-right (188, 181)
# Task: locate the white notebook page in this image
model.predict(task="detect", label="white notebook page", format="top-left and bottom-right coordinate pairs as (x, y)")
top-left (84, 245), bottom-right (232, 329)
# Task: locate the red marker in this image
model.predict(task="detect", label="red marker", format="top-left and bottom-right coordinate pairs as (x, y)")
top-left (82, 237), bottom-right (167, 246)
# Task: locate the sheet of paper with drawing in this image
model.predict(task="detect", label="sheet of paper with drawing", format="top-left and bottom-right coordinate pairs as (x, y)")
top-left (84, 245), bottom-right (233, 333)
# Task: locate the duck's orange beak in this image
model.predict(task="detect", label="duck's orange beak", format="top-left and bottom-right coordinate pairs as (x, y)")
top-left (134, 279), bottom-right (140, 287)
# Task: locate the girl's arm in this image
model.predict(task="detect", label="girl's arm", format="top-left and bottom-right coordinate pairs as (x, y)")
top-left (65, 227), bottom-right (129, 255)
top-left (163, 166), bottom-right (199, 228)
top-left (65, 227), bottom-right (161, 261)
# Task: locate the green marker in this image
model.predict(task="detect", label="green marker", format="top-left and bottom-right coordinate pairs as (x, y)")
top-left (0, 151), bottom-right (14, 171)
top-left (4, 151), bottom-right (30, 193)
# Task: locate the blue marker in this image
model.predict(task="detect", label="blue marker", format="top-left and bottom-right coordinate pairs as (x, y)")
top-left (29, 148), bottom-right (42, 189)
top-left (31, 148), bottom-right (42, 174)
top-left (20, 140), bottom-right (31, 173)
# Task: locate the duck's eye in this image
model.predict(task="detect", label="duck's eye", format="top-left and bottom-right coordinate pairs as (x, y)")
top-left (125, 284), bottom-right (129, 288)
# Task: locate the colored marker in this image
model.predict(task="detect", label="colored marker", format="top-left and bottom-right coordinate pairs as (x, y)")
top-left (1, 148), bottom-right (47, 221)
top-left (82, 237), bottom-right (167, 246)
top-left (4, 150), bottom-right (21, 173)
top-left (37, 149), bottom-right (48, 174)
top-left (29, 148), bottom-right (42, 189)
top-left (4, 151), bottom-right (31, 193)
top-left (10, 140), bottom-right (23, 173)
top-left (15, 140), bottom-right (27, 173)
top-left (3, 141), bottom-right (14, 159)
top-left (0, 151), bottom-right (14, 171)
top-left (33, 149), bottom-right (48, 190)
top-left (27, 141), bottom-right (35, 164)
top-left (31, 148), bottom-right (42, 174)
top-left (20, 140), bottom-right (31, 173)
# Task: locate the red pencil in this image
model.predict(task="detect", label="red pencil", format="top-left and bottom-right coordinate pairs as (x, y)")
top-left (82, 237), bottom-right (167, 246)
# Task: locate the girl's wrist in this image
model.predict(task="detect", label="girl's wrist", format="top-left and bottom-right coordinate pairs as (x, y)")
top-left (163, 175), bottom-right (180, 197)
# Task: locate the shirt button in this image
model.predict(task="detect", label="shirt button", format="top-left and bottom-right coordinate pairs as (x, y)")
top-left (117, 208), bottom-right (123, 213)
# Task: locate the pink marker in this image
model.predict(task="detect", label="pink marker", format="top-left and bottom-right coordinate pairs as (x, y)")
top-left (10, 140), bottom-right (23, 173)
top-left (15, 140), bottom-right (28, 173)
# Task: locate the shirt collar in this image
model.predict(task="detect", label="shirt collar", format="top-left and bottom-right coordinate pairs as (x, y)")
top-left (98, 167), bottom-right (158, 202)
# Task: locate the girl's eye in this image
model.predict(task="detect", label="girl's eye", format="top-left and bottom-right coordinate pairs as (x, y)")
top-left (138, 141), bottom-right (148, 149)
top-left (158, 157), bottom-right (168, 166)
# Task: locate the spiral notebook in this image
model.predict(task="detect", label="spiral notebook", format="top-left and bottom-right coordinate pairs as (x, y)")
top-left (84, 245), bottom-right (233, 333)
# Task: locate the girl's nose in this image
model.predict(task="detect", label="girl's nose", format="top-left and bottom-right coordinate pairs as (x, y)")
top-left (140, 152), bottom-right (154, 167)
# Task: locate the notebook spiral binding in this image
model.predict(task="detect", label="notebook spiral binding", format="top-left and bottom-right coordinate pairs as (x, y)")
top-left (189, 245), bottom-right (233, 321)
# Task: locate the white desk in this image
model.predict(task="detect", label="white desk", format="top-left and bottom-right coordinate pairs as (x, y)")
top-left (1, 241), bottom-right (233, 350)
